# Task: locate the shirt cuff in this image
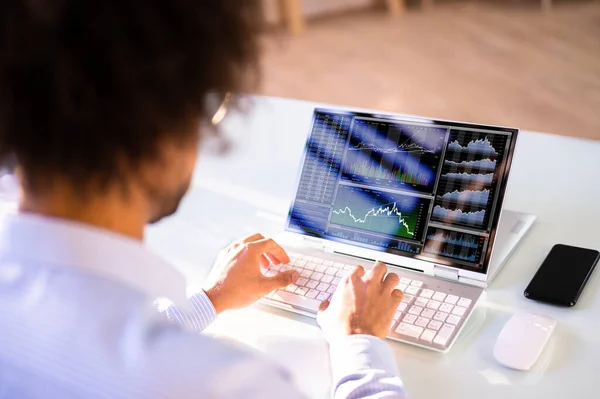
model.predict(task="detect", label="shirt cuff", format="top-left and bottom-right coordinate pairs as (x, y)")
top-left (187, 290), bottom-right (218, 331)
top-left (328, 334), bottom-right (400, 382)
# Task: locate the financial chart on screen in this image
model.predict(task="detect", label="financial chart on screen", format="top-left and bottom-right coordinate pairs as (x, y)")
top-left (287, 109), bottom-right (517, 272)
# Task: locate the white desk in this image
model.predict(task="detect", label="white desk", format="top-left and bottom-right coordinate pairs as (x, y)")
top-left (146, 96), bottom-right (600, 399)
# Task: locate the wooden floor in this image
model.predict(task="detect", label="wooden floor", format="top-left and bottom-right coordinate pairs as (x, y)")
top-left (259, 1), bottom-right (600, 140)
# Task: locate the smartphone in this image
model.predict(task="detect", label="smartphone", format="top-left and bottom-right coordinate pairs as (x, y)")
top-left (524, 244), bottom-right (600, 306)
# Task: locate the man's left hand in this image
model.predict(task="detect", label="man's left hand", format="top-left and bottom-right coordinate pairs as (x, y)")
top-left (203, 233), bottom-right (298, 314)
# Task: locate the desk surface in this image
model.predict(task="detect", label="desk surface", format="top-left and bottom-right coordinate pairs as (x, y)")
top-left (146, 96), bottom-right (600, 399)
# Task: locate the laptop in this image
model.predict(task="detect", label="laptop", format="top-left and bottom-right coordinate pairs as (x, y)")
top-left (261, 107), bottom-right (535, 352)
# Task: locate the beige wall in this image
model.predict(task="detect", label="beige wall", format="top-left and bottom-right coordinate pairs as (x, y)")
top-left (262, 0), bottom-right (373, 24)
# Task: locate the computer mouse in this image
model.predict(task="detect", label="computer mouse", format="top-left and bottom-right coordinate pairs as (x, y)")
top-left (493, 312), bottom-right (556, 371)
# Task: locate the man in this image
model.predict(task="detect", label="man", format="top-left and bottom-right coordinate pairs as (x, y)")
top-left (0, 1), bottom-right (407, 398)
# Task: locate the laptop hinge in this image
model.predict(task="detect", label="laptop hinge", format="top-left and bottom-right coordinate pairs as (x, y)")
top-left (433, 265), bottom-right (460, 281)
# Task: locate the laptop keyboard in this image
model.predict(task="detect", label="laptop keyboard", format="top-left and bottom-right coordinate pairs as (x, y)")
top-left (263, 251), bottom-right (483, 351)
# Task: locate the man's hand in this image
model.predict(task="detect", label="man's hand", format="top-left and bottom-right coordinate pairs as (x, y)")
top-left (203, 233), bottom-right (298, 314)
top-left (317, 262), bottom-right (403, 340)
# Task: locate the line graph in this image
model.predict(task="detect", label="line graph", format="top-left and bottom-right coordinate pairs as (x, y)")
top-left (439, 189), bottom-right (490, 206)
top-left (432, 205), bottom-right (486, 228)
top-left (441, 172), bottom-right (494, 184)
top-left (341, 119), bottom-right (446, 193)
top-left (333, 202), bottom-right (415, 237)
top-left (330, 185), bottom-right (429, 240)
top-left (349, 140), bottom-right (433, 155)
top-left (444, 158), bottom-right (496, 170)
top-left (448, 136), bottom-right (498, 156)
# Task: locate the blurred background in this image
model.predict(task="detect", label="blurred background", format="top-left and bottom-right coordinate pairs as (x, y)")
top-left (256, 0), bottom-right (600, 140)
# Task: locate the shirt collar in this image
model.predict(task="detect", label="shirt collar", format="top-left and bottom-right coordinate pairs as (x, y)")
top-left (0, 211), bottom-right (188, 304)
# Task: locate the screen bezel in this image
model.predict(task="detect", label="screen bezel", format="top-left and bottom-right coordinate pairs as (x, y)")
top-left (285, 107), bottom-right (519, 276)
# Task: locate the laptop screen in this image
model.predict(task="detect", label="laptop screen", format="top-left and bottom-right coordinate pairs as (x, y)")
top-left (285, 108), bottom-right (518, 274)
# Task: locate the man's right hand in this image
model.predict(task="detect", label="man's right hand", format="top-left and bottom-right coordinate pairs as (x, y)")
top-left (317, 262), bottom-right (403, 341)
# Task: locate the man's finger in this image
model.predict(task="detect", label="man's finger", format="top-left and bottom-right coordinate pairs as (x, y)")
top-left (318, 300), bottom-right (330, 312)
top-left (349, 265), bottom-right (365, 280)
top-left (367, 261), bottom-right (387, 283)
top-left (262, 270), bottom-right (299, 291)
top-left (259, 254), bottom-right (270, 268)
top-left (391, 289), bottom-right (404, 304)
top-left (382, 272), bottom-right (399, 291)
top-left (247, 238), bottom-right (290, 264)
top-left (242, 233), bottom-right (265, 244)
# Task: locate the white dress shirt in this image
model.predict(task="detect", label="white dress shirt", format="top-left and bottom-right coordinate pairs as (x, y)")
top-left (0, 213), bottom-right (406, 398)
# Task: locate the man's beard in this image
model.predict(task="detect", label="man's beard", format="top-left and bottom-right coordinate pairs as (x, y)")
top-left (147, 179), bottom-right (191, 224)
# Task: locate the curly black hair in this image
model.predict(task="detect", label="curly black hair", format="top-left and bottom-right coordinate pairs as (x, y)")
top-left (0, 0), bottom-right (260, 193)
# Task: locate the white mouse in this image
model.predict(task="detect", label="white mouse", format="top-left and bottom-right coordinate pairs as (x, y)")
top-left (493, 312), bottom-right (556, 371)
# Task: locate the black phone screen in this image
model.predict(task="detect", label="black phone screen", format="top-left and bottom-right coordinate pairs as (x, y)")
top-left (524, 244), bottom-right (600, 306)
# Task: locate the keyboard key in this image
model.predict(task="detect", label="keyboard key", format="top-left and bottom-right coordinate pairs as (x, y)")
top-left (427, 300), bottom-right (441, 310)
top-left (394, 310), bottom-right (403, 320)
top-left (447, 315), bottom-right (461, 325)
top-left (295, 286), bottom-right (308, 296)
top-left (326, 267), bottom-right (338, 275)
top-left (402, 295), bottom-right (414, 304)
top-left (432, 292), bottom-right (447, 301)
top-left (271, 290), bottom-right (320, 312)
top-left (332, 277), bottom-right (342, 285)
top-left (434, 312), bottom-right (448, 322)
top-left (403, 314), bottom-right (418, 324)
top-left (294, 254), bottom-right (305, 260)
top-left (415, 317), bottom-right (430, 328)
top-left (296, 277), bottom-right (309, 286)
top-left (415, 297), bottom-right (429, 307)
top-left (400, 278), bottom-right (412, 284)
top-left (395, 322), bottom-right (423, 339)
top-left (410, 280), bottom-right (423, 288)
top-left (421, 308), bottom-right (435, 318)
top-left (305, 262), bottom-right (317, 270)
top-left (295, 260), bottom-right (307, 267)
top-left (300, 269), bottom-right (313, 278)
top-left (428, 320), bottom-right (442, 331)
top-left (306, 289), bottom-right (319, 299)
top-left (321, 274), bottom-right (334, 284)
top-left (439, 303), bottom-right (453, 313)
top-left (336, 269), bottom-right (347, 277)
top-left (405, 286), bottom-right (420, 295)
top-left (390, 319), bottom-right (398, 330)
top-left (317, 282), bottom-right (330, 292)
top-left (334, 262), bottom-right (345, 268)
top-left (409, 306), bottom-right (423, 316)
top-left (445, 295), bottom-right (459, 304)
top-left (323, 260), bottom-right (334, 266)
top-left (270, 264), bottom-right (282, 272)
top-left (312, 272), bottom-right (324, 281)
top-left (458, 298), bottom-right (472, 308)
top-left (317, 292), bottom-right (330, 301)
top-left (306, 280), bottom-right (319, 289)
top-left (420, 289), bottom-right (434, 299)
top-left (315, 265), bottom-right (328, 273)
top-left (452, 306), bottom-right (467, 316)
top-left (343, 265), bottom-right (354, 271)
top-left (420, 329), bottom-right (437, 342)
top-left (266, 290), bottom-right (276, 298)
top-left (433, 324), bottom-right (456, 346)
top-left (397, 283), bottom-right (408, 292)
top-left (311, 258), bottom-right (323, 264)
top-left (285, 284), bottom-right (299, 293)
top-left (327, 285), bottom-right (337, 294)
top-left (281, 265), bottom-right (293, 272)
top-left (397, 302), bottom-right (408, 313)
